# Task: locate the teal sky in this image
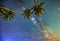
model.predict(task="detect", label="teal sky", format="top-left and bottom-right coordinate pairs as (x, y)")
top-left (42, 0), bottom-right (60, 36)
top-left (0, 0), bottom-right (60, 41)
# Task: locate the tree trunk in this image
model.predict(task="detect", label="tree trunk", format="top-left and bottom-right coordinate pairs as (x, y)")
top-left (34, 0), bottom-right (38, 5)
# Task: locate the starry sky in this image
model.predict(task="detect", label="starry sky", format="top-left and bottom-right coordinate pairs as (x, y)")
top-left (0, 0), bottom-right (60, 41)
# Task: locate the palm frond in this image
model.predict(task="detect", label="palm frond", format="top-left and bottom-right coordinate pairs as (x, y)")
top-left (39, 2), bottom-right (45, 7)
top-left (40, 8), bottom-right (45, 13)
top-left (0, 4), bottom-right (15, 20)
top-left (23, 8), bottom-right (31, 19)
top-left (0, 9), bottom-right (15, 20)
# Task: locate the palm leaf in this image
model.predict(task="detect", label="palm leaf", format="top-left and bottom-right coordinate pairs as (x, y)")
top-left (0, 9), bottom-right (15, 20)
top-left (39, 2), bottom-right (45, 7)
top-left (41, 8), bottom-right (45, 13)
top-left (23, 8), bottom-right (31, 19)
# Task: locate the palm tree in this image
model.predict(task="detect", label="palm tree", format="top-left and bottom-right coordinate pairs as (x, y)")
top-left (0, 0), bottom-right (45, 20)
top-left (23, 0), bottom-right (45, 29)
top-left (23, 0), bottom-right (45, 19)
top-left (0, 4), bottom-right (15, 20)
top-left (23, 0), bottom-right (46, 40)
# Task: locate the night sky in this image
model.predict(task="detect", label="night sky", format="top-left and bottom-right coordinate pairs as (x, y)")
top-left (0, 0), bottom-right (60, 41)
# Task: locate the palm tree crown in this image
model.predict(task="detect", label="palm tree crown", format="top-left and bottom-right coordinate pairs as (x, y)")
top-left (23, 0), bottom-right (45, 19)
top-left (0, 4), bottom-right (15, 20)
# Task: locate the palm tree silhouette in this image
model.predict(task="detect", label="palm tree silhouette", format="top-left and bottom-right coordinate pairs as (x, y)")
top-left (23, 0), bottom-right (45, 19)
top-left (21, 0), bottom-right (46, 40)
top-left (0, 4), bottom-right (15, 20)
top-left (22, 0), bottom-right (45, 30)
top-left (0, 0), bottom-right (45, 20)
